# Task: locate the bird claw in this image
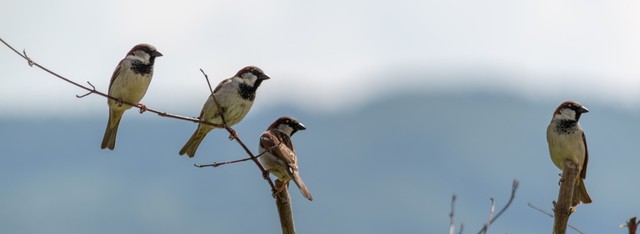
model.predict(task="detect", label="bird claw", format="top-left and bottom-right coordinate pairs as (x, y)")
top-left (216, 106), bottom-right (226, 116)
top-left (228, 129), bottom-right (238, 140)
top-left (138, 103), bottom-right (148, 113)
top-left (272, 181), bottom-right (288, 198)
top-left (116, 98), bottom-right (124, 107)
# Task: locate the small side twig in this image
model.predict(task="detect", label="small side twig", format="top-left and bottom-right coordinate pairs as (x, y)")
top-left (621, 216), bottom-right (639, 234)
top-left (75, 81), bottom-right (97, 98)
top-left (449, 194), bottom-right (457, 234)
top-left (528, 202), bottom-right (586, 234)
top-left (23, 49), bottom-right (33, 66)
top-left (194, 142), bottom-right (281, 168)
top-left (481, 198), bottom-right (495, 234)
top-left (200, 68), bottom-right (215, 95)
top-left (477, 179), bottom-right (519, 234)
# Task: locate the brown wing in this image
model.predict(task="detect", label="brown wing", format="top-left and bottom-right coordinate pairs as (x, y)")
top-left (108, 59), bottom-right (125, 92)
top-left (580, 132), bottom-right (588, 180)
top-left (212, 78), bottom-right (232, 93)
top-left (260, 130), bottom-right (297, 167)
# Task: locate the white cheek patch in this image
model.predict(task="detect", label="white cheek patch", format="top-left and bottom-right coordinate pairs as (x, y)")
top-left (242, 74), bottom-right (258, 85)
top-left (277, 125), bottom-right (293, 135)
top-left (558, 109), bottom-right (576, 120)
top-left (132, 51), bottom-right (151, 63)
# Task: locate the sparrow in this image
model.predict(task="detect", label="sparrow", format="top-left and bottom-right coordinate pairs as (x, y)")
top-left (259, 116), bottom-right (313, 201)
top-left (101, 44), bottom-right (163, 150)
top-left (179, 66), bottom-right (270, 157)
top-left (546, 100), bottom-right (592, 206)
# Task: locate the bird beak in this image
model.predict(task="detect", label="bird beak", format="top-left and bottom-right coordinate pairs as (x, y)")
top-left (578, 106), bottom-right (589, 113)
top-left (152, 51), bottom-right (163, 57)
top-left (295, 122), bottom-right (306, 131)
top-left (259, 74), bottom-right (270, 80)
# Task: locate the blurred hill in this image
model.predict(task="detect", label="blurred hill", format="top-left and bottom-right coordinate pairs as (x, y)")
top-left (1, 91), bottom-right (638, 233)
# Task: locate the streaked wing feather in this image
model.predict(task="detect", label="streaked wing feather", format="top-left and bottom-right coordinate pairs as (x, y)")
top-left (581, 132), bottom-right (588, 179)
top-left (108, 59), bottom-right (125, 92)
top-left (260, 130), bottom-right (297, 166)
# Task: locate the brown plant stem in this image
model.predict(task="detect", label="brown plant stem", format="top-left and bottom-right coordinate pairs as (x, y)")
top-left (275, 179), bottom-right (296, 234)
top-left (553, 160), bottom-right (579, 234)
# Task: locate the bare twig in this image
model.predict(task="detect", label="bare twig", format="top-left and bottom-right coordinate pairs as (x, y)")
top-left (199, 69), bottom-right (229, 126)
top-left (75, 81), bottom-right (97, 98)
top-left (194, 142), bottom-right (281, 168)
top-left (621, 216), bottom-right (639, 234)
top-left (481, 198), bottom-right (495, 234)
top-left (450, 194), bottom-right (457, 234)
top-left (528, 203), bottom-right (586, 234)
top-left (553, 160), bottom-right (579, 234)
top-left (476, 179), bottom-right (519, 234)
top-left (199, 68), bottom-right (215, 95)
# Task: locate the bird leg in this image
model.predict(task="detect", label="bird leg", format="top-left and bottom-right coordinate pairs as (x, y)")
top-left (137, 103), bottom-right (148, 113)
top-left (273, 180), bottom-right (289, 197)
top-left (228, 129), bottom-right (238, 140)
top-left (557, 173), bottom-right (563, 185)
top-left (215, 106), bottom-right (226, 117)
top-left (262, 169), bottom-right (271, 181)
top-left (116, 98), bottom-right (124, 107)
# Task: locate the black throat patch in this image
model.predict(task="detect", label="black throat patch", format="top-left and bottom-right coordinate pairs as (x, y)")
top-left (556, 120), bottom-right (578, 134)
top-left (237, 78), bottom-right (265, 101)
top-left (131, 60), bottom-right (153, 75)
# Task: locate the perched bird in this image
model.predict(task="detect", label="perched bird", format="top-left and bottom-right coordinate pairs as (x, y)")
top-left (546, 101), bottom-right (592, 206)
top-left (179, 66), bottom-right (270, 157)
top-left (259, 116), bottom-right (313, 201)
top-left (101, 44), bottom-right (163, 150)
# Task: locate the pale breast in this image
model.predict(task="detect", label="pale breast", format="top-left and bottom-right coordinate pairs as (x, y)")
top-left (108, 64), bottom-right (153, 110)
top-left (547, 125), bottom-right (586, 170)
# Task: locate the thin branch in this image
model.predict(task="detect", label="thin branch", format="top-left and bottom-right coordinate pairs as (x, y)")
top-left (75, 81), bottom-right (97, 98)
top-left (449, 194), bottom-right (457, 234)
top-left (481, 198), bottom-right (495, 234)
top-left (458, 223), bottom-right (464, 234)
top-left (194, 142), bottom-right (281, 168)
top-left (477, 179), bottom-right (519, 234)
top-left (200, 68), bottom-right (215, 95)
top-left (528, 203), bottom-right (586, 234)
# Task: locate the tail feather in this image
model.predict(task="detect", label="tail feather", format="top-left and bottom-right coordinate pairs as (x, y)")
top-left (575, 178), bottom-right (592, 205)
top-left (101, 110), bottom-right (123, 150)
top-left (179, 128), bottom-right (211, 158)
top-left (572, 178), bottom-right (592, 206)
top-left (292, 171), bottom-right (313, 201)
